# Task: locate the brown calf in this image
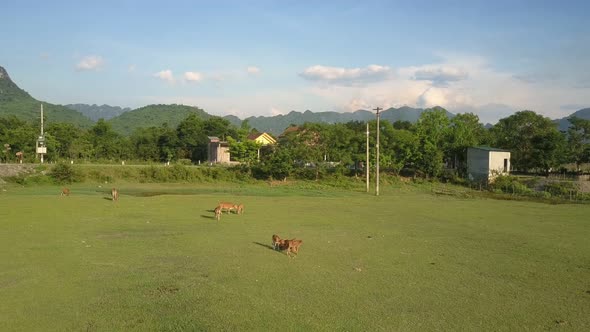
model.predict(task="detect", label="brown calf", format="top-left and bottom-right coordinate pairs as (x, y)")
top-left (214, 206), bottom-right (222, 221)
top-left (61, 188), bottom-right (70, 196)
top-left (111, 188), bottom-right (119, 202)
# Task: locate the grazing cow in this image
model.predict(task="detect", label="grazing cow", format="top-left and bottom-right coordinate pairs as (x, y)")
top-left (285, 239), bottom-right (303, 258)
top-left (217, 201), bottom-right (237, 214)
top-left (111, 188), bottom-right (119, 202)
top-left (61, 188), bottom-right (70, 196)
top-left (272, 234), bottom-right (284, 250)
top-left (233, 203), bottom-right (244, 215)
top-left (214, 206), bottom-right (222, 221)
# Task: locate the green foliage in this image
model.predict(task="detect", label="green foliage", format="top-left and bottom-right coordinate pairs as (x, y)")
top-left (107, 104), bottom-right (211, 136)
top-left (543, 181), bottom-right (579, 197)
top-left (490, 175), bottom-right (534, 195)
top-left (491, 110), bottom-right (565, 173)
top-left (49, 163), bottom-right (83, 184)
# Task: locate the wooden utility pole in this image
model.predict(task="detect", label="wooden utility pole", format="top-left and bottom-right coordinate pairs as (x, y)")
top-left (374, 107), bottom-right (382, 196)
top-left (366, 122), bottom-right (369, 193)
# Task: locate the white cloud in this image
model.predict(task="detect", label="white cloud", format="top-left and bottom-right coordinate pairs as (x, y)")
top-left (270, 107), bottom-right (286, 116)
top-left (76, 55), bottom-right (104, 71)
top-left (300, 64), bottom-right (392, 85)
top-left (153, 70), bottom-right (174, 83)
top-left (184, 71), bottom-right (203, 82)
top-left (412, 66), bottom-right (468, 86)
top-left (128, 64), bottom-right (136, 72)
top-left (247, 66), bottom-right (261, 75)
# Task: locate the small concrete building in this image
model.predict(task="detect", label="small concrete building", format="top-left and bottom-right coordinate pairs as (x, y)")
top-left (466, 146), bottom-right (511, 182)
top-left (207, 136), bottom-right (230, 164)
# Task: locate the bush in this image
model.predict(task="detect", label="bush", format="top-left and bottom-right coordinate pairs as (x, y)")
top-left (489, 175), bottom-right (533, 195)
top-left (49, 163), bottom-right (82, 184)
top-left (543, 181), bottom-right (579, 198)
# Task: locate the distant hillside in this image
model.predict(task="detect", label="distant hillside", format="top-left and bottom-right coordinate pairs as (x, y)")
top-left (0, 66), bottom-right (93, 127)
top-left (65, 103), bottom-right (131, 121)
top-left (555, 108), bottom-right (590, 131)
top-left (238, 106), bottom-right (454, 135)
top-left (108, 104), bottom-right (212, 135)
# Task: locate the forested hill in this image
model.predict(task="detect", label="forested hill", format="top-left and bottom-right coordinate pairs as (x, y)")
top-left (65, 103), bottom-right (132, 121)
top-left (555, 108), bottom-right (590, 132)
top-left (0, 66), bottom-right (93, 127)
top-left (237, 106), bottom-right (454, 135)
top-left (107, 104), bottom-right (212, 135)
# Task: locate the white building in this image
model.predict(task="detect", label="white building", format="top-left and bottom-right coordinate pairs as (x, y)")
top-left (466, 146), bottom-right (511, 182)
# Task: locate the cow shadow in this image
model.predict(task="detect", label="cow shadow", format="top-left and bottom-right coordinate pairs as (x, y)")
top-left (253, 242), bottom-right (275, 251)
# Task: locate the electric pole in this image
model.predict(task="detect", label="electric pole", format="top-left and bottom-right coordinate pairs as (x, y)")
top-left (366, 122), bottom-right (369, 193)
top-left (374, 107), bottom-right (382, 196)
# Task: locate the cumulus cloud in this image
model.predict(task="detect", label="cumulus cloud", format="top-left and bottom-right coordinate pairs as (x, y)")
top-left (270, 107), bottom-right (286, 116)
top-left (300, 64), bottom-right (392, 85)
top-left (412, 66), bottom-right (468, 86)
top-left (247, 66), bottom-right (261, 75)
top-left (184, 71), bottom-right (203, 82)
top-left (153, 70), bottom-right (174, 83)
top-left (76, 55), bottom-right (104, 71)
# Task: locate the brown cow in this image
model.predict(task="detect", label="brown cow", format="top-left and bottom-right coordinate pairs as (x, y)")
top-left (111, 188), bottom-right (119, 202)
top-left (217, 201), bottom-right (237, 214)
top-left (214, 206), bottom-right (223, 221)
top-left (61, 188), bottom-right (70, 196)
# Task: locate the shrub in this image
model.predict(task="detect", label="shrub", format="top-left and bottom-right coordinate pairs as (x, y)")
top-left (49, 163), bottom-right (82, 184)
top-left (489, 175), bottom-right (533, 195)
top-left (543, 181), bottom-right (579, 198)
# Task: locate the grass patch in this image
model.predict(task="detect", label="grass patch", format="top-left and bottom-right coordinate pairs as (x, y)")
top-left (1, 183), bottom-right (589, 331)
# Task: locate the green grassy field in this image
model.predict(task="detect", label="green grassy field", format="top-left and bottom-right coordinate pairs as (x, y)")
top-left (1, 182), bottom-right (589, 331)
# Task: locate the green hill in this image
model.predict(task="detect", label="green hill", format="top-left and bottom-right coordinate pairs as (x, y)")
top-left (108, 104), bottom-right (212, 135)
top-left (240, 106), bottom-right (454, 135)
top-left (0, 66), bottom-right (93, 127)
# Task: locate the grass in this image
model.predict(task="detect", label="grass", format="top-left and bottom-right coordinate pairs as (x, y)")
top-left (1, 182), bottom-right (589, 331)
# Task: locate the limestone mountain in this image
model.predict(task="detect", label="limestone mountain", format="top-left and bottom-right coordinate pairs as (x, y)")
top-left (107, 104), bottom-right (212, 135)
top-left (555, 108), bottom-right (590, 132)
top-left (236, 106), bottom-right (454, 135)
top-left (65, 103), bottom-right (132, 121)
top-left (0, 66), bottom-right (93, 127)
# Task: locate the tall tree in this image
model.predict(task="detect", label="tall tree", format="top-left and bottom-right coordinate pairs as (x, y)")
top-left (45, 123), bottom-right (83, 159)
top-left (177, 114), bottom-right (207, 162)
top-left (414, 108), bottom-right (450, 177)
top-left (86, 119), bottom-right (122, 160)
top-left (448, 113), bottom-right (487, 172)
top-left (491, 110), bottom-right (564, 173)
top-left (566, 117), bottom-right (590, 171)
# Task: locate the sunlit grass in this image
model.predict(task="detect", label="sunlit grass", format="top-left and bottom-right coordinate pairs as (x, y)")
top-left (1, 183), bottom-right (589, 331)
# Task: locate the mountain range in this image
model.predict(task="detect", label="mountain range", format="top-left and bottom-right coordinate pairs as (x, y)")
top-left (1, 65), bottom-right (588, 136)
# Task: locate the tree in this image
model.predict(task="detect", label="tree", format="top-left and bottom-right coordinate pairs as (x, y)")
top-left (414, 108), bottom-right (450, 177)
top-left (566, 117), bottom-right (590, 171)
top-left (227, 136), bottom-right (261, 165)
top-left (87, 119), bottom-right (122, 160)
top-left (45, 123), bottom-right (83, 159)
top-left (447, 113), bottom-right (486, 172)
top-left (491, 110), bottom-right (565, 173)
top-left (177, 114), bottom-right (207, 162)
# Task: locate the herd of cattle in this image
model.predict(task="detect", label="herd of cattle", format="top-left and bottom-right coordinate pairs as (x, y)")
top-left (59, 187), bottom-right (303, 257)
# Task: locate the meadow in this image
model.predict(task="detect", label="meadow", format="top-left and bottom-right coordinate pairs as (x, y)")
top-left (0, 182), bottom-right (589, 331)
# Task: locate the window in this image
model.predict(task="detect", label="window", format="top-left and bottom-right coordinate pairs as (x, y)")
top-left (503, 158), bottom-right (508, 173)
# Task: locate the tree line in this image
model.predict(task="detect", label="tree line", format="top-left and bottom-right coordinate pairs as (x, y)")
top-left (1, 108), bottom-right (589, 180)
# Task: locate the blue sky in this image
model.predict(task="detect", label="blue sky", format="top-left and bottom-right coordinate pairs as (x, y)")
top-left (1, 0), bottom-right (589, 123)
